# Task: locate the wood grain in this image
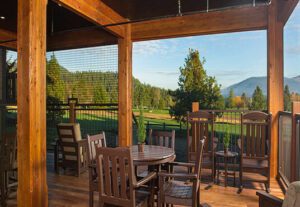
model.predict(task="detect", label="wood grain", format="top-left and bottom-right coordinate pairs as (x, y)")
top-left (17, 0), bottom-right (48, 206)
top-left (267, 0), bottom-right (284, 178)
top-left (118, 24), bottom-right (132, 147)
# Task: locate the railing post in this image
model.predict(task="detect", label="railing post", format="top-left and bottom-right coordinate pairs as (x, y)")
top-left (68, 98), bottom-right (78, 123)
top-left (291, 102), bottom-right (300, 182)
top-left (191, 102), bottom-right (199, 154)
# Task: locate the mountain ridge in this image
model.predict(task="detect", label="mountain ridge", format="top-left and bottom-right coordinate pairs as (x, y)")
top-left (221, 76), bottom-right (300, 97)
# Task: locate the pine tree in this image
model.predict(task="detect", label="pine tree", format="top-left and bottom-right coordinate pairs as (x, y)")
top-left (226, 89), bottom-right (235, 108)
top-left (284, 85), bottom-right (291, 111)
top-left (250, 86), bottom-right (266, 110)
top-left (241, 92), bottom-right (249, 109)
top-left (170, 49), bottom-right (224, 121)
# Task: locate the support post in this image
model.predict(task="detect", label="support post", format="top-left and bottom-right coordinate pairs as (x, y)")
top-left (267, 0), bottom-right (284, 178)
top-left (291, 102), bottom-right (300, 181)
top-left (118, 24), bottom-right (133, 147)
top-left (191, 102), bottom-right (199, 154)
top-left (17, 0), bottom-right (48, 206)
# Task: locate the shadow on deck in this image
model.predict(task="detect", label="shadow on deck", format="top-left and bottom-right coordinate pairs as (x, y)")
top-left (6, 153), bottom-right (283, 207)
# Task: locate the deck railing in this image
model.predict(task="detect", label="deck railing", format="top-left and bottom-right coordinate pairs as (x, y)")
top-left (296, 114), bottom-right (300, 181)
top-left (278, 111), bottom-right (293, 185)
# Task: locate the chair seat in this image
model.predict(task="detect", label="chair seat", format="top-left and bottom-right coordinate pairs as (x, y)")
top-left (163, 180), bottom-right (194, 206)
top-left (242, 158), bottom-right (268, 169)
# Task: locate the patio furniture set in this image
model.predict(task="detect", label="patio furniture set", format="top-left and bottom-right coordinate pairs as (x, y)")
top-left (52, 111), bottom-right (273, 206)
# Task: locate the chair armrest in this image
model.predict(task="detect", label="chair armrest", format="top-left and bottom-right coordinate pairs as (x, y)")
top-left (169, 162), bottom-right (195, 168)
top-left (158, 172), bottom-right (197, 179)
top-left (77, 139), bottom-right (88, 147)
top-left (256, 191), bottom-right (283, 207)
top-left (134, 172), bottom-right (157, 188)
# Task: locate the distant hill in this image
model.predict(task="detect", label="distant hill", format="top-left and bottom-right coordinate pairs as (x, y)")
top-left (221, 76), bottom-right (300, 97)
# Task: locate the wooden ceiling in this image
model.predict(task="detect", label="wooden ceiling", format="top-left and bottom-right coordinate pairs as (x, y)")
top-left (0, 0), bottom-right (271, 50)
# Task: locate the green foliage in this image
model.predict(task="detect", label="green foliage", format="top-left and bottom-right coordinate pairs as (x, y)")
top-left (241, 92), bottom-right (250, 109)
top-left (226, 89), bottom-right (235, 108)
top-left (284, 85), bottom-right (291, 111)
top-left (223, 127), bottom-right (230, 149)
top-left (47, 53), bottom-right (66, 102)
top-left (250, 86), bottom-right (266, 110)
top-left (93, 84), bottom-right (109, 104)
top-left (137, 108), bottom-right (146, 143)
top-left (170, 49), bottom-right (224, 121)
top-left (46, 96), bottom-right (64, 123)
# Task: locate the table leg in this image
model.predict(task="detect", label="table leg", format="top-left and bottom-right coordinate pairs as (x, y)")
top-left (225, 156), bottom-right (228, 187)
top-left (233, 156), bottom-right (236, 187)
top-left (217, 156), bottom-right (220, 184)
top-left (54, 143), bottom-right (58, 174)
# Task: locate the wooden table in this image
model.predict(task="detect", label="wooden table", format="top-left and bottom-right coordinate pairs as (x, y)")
top-left (215, 150), bottom-right (238, 187)
top-left (131, 145), bottom-right (176, 166)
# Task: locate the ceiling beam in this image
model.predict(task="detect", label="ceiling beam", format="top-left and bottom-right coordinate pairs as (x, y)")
top-left (279, 0), bottom-right (299, 24)
top-left (47, 28), bottom-right (117, 51)
top-left (0, 29), bottom-right (17, 50)
top-left (53, 0), bottom-right (126, 37)
top-left (132, 5), bottom-right (268, 41)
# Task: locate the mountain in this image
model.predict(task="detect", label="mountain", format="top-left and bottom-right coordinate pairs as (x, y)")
top-left (221, 76), bottom-right (300, 97)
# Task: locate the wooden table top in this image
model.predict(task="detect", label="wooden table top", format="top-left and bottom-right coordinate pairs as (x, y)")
top-left (131, 145), bottom-right (175, 165)
top-left (215, 150), bottom-right (238, 158)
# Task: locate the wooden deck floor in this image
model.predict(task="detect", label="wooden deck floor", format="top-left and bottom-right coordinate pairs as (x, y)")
top-left (6, 153), bottom-right (284, 207)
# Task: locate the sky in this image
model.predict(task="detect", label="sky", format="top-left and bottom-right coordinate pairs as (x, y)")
top-left (6, 4), bottom-right (300, 91)
top-left (133, 3), bottom-right (300, 90)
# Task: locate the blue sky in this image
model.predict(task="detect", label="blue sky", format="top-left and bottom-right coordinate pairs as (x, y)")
top-left (133, 3), bottom-right (300, 90)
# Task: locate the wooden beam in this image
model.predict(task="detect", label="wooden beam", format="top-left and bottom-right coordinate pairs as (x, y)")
top-left (53, 0), bottom-right (126, 37)
top-left (17, 0), bottom-right (48, 206)
top-left (118, 24), bottom-right (132, 147)
top-left (279, 0), bottom-right (299, 24)
top-left (267, 0), bottom-right (284, 178)
top-left (0, 29), bottom-right (17, 49)
top-left (132, 5), bottom-right (268, 41)
top-left (47, 28), bottom-right (117, 51)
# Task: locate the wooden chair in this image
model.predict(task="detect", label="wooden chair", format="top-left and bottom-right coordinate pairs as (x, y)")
top-left (0, 132), bottom-right (17, 207)
top-left (187, 111), bottom-right (216, 182)
top-left (86, 132), bottom-right (106, 207)
top-left (256, 181), bottom-right (300, 207)
top-left (149, 129), bottom-right (175, 150)
top-left (95, 147), bottom-right (157, 207)
top-left (238, 111), bottom-right (272, 192)
top-left (57, 123), bottom-right (88, 176)
top-left (157, 137), bottom-right (206, 207)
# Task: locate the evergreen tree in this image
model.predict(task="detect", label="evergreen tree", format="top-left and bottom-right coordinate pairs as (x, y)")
top-left (46, 53), bottom-right (66, 102)
top-left (170, 49), bottom-right (224, 121)
top-left (250, 86), bottom-right (266, 110)
top-left (226, 89), bottom-right (235, 108)
top-left (241, 92), bottom-right (249, 109)
top-left (284, 85), bottom-right (292, 111)
top-left (94, 84), bottom-right (109, 104)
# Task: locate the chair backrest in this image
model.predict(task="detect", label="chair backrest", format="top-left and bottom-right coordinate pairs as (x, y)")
top-left (148, 129), bottom-right (175, 150)
top-left (87, 132), bottom-right (107, 164)
top-left (282, 181), bottom-right (300, 207)
top-left (187, 111), bottom-right (214, 162)
top-left (96, 147), bottom-right (136, 207)
top-left (57, 123), bottom-right (82, 161)
top-left (192, 137), bottom-right (206, 198)
top-left (240, 111), bottom-right (272, 159)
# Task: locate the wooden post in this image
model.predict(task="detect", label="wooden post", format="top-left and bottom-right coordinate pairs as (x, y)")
top-left (267, 0), bottom-right (284, 178)
top-left (191, 102), bottom-right (199, 154)
top-left (68, 98), bottom-right (78, 123)
top-left (192, 102), bottom-right (199, 112)
top-left (118, 24), bottom-right (132, 147)
top-left (291, 102), bottom-right (300, 181)
top-left (17, 0), bottom-right (48, 206)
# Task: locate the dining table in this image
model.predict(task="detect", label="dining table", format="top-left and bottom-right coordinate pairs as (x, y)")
top-left (131, 145), bottom-right (176, 166)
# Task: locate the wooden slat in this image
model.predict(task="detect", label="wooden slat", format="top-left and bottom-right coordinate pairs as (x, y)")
top-left (118, 24), bottom-right (132, 147)
top-left (132, 5), bottom-right (268, 41)
top-left (119, 157), bottom-right (127, 199)
top-left (111, 156), bottom-right (119, 197)
top-left (268, 0), bottom-right (284, 178)
top-left (53, 0), bottom-right (126, 37)
top-left (103, 155), bottom-right (112, 196)
top-left (17, 0), bottom-right (48, 206)
top-left (251, 124), bottom-right (256, 157)
top-left (261, 125), bottom-right (266, 157)
top-left (256, 124), bottom-right (262, 157)
top-left (291, 102), bottom-right (300, 181)
top-left (246, 124), bottom-right (251, 156)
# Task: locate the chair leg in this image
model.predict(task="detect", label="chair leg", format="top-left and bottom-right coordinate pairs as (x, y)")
top-left (89, 190), bottom-right (94, 207)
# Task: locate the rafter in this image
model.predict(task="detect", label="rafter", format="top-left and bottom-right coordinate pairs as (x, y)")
top-left (132, 5), bottom-right (268, 41)
top-left (279, 0), bottom-right (299, 24)
top-left (53, 0), bottom-right (126, 37)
